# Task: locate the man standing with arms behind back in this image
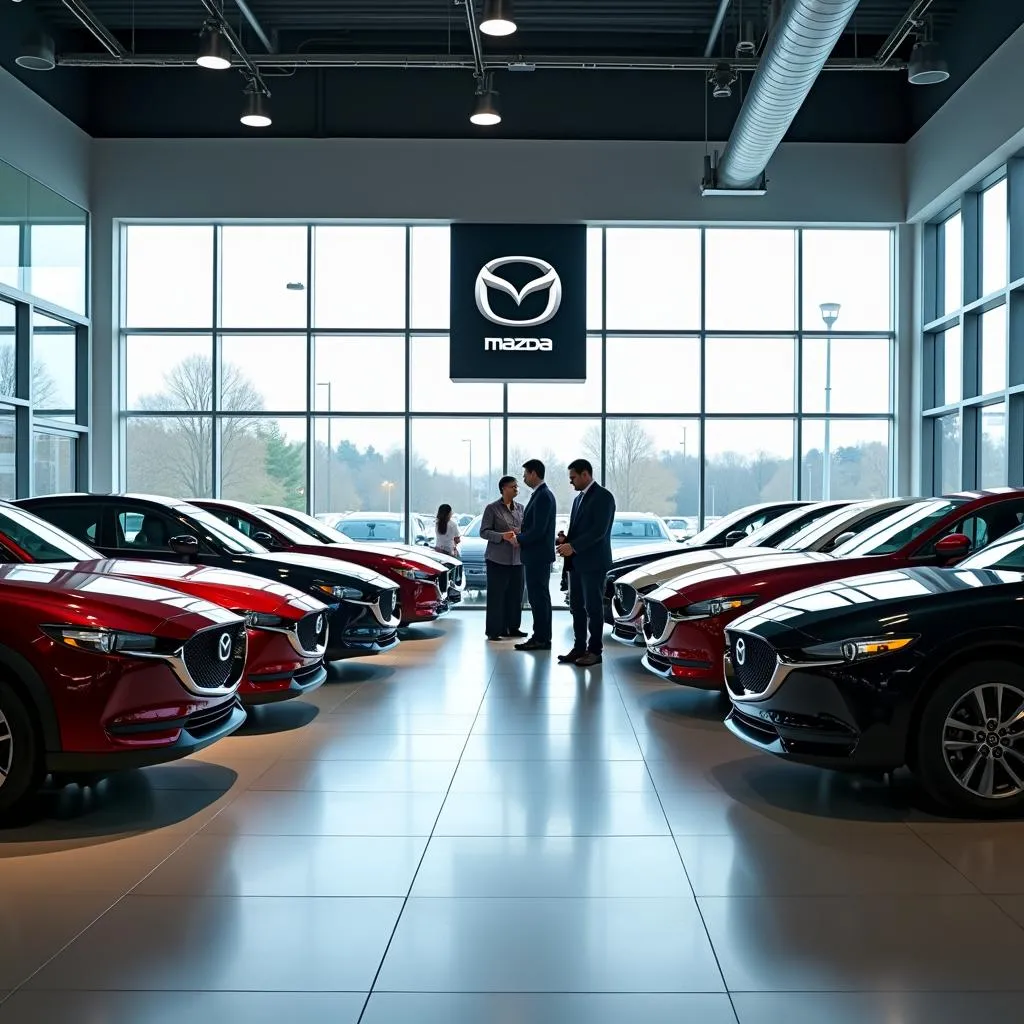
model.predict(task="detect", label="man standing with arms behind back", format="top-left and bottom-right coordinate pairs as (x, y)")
top-left (505, 459), bottom-right (556, 651)
top-left (556, 459), bottom-right (616, 667)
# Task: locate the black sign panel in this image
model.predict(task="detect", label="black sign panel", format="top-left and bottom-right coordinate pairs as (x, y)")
top-left (450, 224), bottom-right (587, 383)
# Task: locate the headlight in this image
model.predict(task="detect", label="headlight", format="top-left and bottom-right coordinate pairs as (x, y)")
top-left (799, 636), bottom-right (917, 663)
top-left (395, 568), bottom-right (434, 582)
top-left (681, 596), bottom-right (758, 619)
top-left (315, 584), bottom-right (364, 601)
top-left (241, 611), bottom-right (288, 629)
top-left (42, 626), bottom-right (158, 655)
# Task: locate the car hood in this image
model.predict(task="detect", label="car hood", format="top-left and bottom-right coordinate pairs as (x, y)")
top-left (619, 545), bottom-right (774, 592)
top-left (319, 542), bottom-right (448, 575)
top-left (729, 565), bottom-right (1024, 647)
top-left (375, 542), bottom-right (457, 569)
top-left (649, 550), bottom-right (838, 606)
top-left (248, 550), bottom-right (397, 591)
top-left (81, 558), bottom-right (327, 620)
top-left (0, 562), bottom-right (242, 640)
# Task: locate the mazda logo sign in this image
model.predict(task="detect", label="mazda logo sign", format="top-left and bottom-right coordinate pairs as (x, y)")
top-left (218, 632), bottom-right (233, 662)
top-left (734, 638), bottom-right (746, 666)
top-left (316, 614), bottom-right (325, 635)
top-left (475, 256), bottom-right (562, 328)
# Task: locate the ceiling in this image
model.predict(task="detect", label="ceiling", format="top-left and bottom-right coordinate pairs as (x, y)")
top-left (1, 0), bottom-right (1021, 142)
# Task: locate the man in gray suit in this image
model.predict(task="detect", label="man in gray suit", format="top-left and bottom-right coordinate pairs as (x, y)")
top-left (480, 475), bottom-right (526, 641)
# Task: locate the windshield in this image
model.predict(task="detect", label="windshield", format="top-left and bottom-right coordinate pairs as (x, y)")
top-left (611, 518), bottom-right (670, 541)
top-left (268, 507), bottom-right (351, 545)
top-left (181, 505), bottom-right (267, 554)
top-left (216, 506), bottom-right (318, 547)
top-left (832, 499), bottom-right (967, 557)
top-left (773, 503), bottom-right (873, 552)
top-left (339, 517), bottom-right (405, 542)
top-left (961, 527), bottom-right (1024, 572)
top-left (683, 506), bottom-right (774, 548)
top-left (737, 503), bottom-right (840, 549)
top-left (0, 506), bottom-right (99, 563)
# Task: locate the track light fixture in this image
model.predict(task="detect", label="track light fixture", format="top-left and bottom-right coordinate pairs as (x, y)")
top-left (470, 74), bottom-right (501, 126)
top-left (907, 16), bottom-right (949, 86)
top-left (196, 20), bottom-right (231, 70)
top-left (709, 62), bottom-right (737, 99)
top-left (15, 32), bottom-right (55, 71)
top-left (240, 81), bottom-right (272, 127)
top-left (479, 0), bottom-right (517, 37)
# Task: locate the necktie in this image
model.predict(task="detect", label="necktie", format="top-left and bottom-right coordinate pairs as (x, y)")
top-left (571, 491), bottom-right (583, 525)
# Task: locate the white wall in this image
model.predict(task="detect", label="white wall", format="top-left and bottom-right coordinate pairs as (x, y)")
top-left (906, 24), bottom-right (1024, 223)
top-left (0, 67), bottom-right (90, 208)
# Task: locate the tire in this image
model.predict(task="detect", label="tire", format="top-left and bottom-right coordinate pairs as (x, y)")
top-left (0, 679), bottom-right (42, 817)
top-left (916, 660), bottom-right (1024, 818)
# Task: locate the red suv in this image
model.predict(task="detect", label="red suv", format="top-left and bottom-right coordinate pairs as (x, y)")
top-left (641, 491), bottom-right (1024, 689)
top-left (0, 503), bottom-right (329, 707)
top-left (0, 563), bottom-right (248, 815)
top-left (195, 499), bottom-right (454, 626)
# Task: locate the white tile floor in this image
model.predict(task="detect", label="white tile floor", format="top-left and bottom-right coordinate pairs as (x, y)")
top-left (2, 613), bottom-right (1024, 1022)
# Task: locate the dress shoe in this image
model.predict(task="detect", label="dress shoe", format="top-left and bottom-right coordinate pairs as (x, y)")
top-left (557, 649), bottom-right (584, 664)
top-left (505, 630), bottom-right (529, 638)
top-left (486, 635), bottom-right (504, 642)
top-left (575, 652), bottom-right (603, 667)
top-left (516, 639), bottom-right (551, 651)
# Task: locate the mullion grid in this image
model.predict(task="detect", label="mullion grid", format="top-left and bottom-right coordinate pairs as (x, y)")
top-left (922, 165), bottom-right (1022, 494)
top-left (120, 225), bottom-right (896, 529)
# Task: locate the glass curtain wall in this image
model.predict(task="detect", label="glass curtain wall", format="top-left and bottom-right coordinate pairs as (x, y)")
top-left (0, 157), bottom-right (89, 498)
top-left (923, 168), bottom-right (1023, 492)
top-left (120, 224), bottom-right (895, 532)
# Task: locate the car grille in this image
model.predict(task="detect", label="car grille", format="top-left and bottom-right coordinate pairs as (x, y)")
top-left (450, 564), bottom-right (464, 586)
top-left (184, 698), bottom-right (239, 738)
top-left (378, 590), bottom-right (397, 621)
top-left (614, 583), bottom-right (637, 617)
top-left (436, 570), bottom-right (449, 593)
top-left (296, 611), bottom-right (327, 653)
top-left (729, 633), bottom-right (778, 696)
top-left (182, 624), bottom-right (246, 691)
top-left (643, 600), bottom-right (669, 642)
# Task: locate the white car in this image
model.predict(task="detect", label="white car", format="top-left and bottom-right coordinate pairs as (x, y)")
top-left (610, 498), bottom-right (915, 645)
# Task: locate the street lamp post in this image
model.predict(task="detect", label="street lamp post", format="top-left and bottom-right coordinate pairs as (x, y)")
top-left (382, 480), bottom-right (395, 514)
top-left (315, 381), bottom-right (333, 514)
top-left (819, 302), bottom-right (841, 500)
top-left (461, 438), bottom-right (473, 512)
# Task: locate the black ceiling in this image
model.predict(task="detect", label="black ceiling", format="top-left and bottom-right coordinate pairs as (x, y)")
top-left (1, 0), bottom-right (1020, 142)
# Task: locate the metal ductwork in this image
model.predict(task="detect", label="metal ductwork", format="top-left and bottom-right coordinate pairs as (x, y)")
top-left (715, 0), bottom-right (862, 191)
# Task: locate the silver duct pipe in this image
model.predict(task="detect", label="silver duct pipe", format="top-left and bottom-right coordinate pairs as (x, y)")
top-left (716, 0), bottom-right (862, 190)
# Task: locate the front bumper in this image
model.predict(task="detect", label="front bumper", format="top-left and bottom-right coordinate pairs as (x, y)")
top-left (242, 662), bottom-right (327, 705)
top-left (327, 601), bottom-right (401, 658)
top-left (49, 696), bottom-right (247, 772)
top-left (641, 651), bottom-right (721, 689)
top-left (641, 619), bottom-right (722, 687)
top-left (723, 654), bottom-right (912, 771)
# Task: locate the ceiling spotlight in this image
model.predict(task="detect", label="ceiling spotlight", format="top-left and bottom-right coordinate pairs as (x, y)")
top-left (908, 38), bottom-right (949, 85)
top-left (470, 77), bottom-right (501, 126)
top-left (709, 62), bottom-right (737, 99)
top-left (240, 83), bottom-right (272, 127)
top-left (15, 33), bottom-right (56, 71)
top-left (196, 20), bottom-right (231, 70)
top-left (480, 0), bottom-right (517, 37)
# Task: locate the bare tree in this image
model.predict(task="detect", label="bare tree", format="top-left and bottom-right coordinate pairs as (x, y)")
top-left (583, 419), bottom-right (675, 512)
top-left (0, 346), bottom-right (58, 409)
top-left (138, 355), bottom-right (264, 496)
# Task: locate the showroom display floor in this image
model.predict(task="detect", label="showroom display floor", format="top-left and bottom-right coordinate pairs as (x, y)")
top-left (2, 615), bottom-right (1024, 1022)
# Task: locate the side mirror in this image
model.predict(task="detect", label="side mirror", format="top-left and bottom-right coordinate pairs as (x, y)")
top-left (168, 534), bottom-right (199, 557)
top-left (935, 532), bottom-right (971, 563)
top-left (829, 531), bottom-right (857, 550)
top-left (252, 531), bottom-right (276, 548)
top-left (725, 531), bottom-right (746, 546)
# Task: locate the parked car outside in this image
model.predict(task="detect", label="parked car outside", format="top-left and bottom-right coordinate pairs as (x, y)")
top-left (0, 564), bottom-right (248, 814)
top-left (641, 490), bottom-right (1024, 689)
top-left (723, 521), bottom-right (1024, 817)
top-left (19, 494), bottom-right (402, 660)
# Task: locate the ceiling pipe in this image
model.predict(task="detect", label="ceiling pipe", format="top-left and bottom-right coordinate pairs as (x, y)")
top-left (54, 52), bottom-right (904, 71)
top-left (704, 0), bottom-right (733, 57)
top-left (875, 0), bottom-right (934, 65)
top-left (715, 0), bottom-right (862, 191)
top-left (61, 0), bottom-right (126, 58)
top-left (462, 0), bottom-right (487, 79)
top-left (233, 0), bottom-right (275, 53)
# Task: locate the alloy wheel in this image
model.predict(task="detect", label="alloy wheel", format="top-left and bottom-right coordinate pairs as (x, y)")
top-left (942, 683), bottom-right (1024, 800)
top-left (0, 708), bottom-right (12, 790)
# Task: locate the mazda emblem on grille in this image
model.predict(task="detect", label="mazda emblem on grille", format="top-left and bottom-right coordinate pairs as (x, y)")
top-left (735, 638), bottom-right (746, 666)
top-left (218, 632), bottom-right (232, 662)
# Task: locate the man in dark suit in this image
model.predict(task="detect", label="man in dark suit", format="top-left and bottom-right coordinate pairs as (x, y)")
top-left (556, 458), bottom-right (616, 667)
top-left (505, 459), bottom-right (557, 651)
